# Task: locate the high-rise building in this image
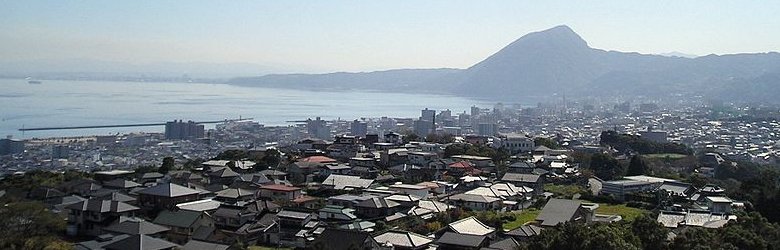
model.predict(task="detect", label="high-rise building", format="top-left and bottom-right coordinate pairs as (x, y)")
top-left (164, 120), bottom-right (205, 140)
top-left (471, 106), bottom-right (481, 116)
top-left (52, 145), bottom-right (69, 159)
top-left (477, 123), bottom-right (498, 136)
top-left (414, 119), bottom-right (433, 136)
top-left (307, 117), bottom-right (330, 140)
top-left (421, 108), bottom-right (436, 121)
top-left (350, 119), bottom-right (368, 137)
top-left (0, 138), bottom-right (24, 155)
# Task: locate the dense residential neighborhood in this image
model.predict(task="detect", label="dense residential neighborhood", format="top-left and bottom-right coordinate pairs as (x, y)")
top-left (2, 102), bottom-right (780, 250)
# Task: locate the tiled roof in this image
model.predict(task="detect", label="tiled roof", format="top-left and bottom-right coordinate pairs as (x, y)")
top-left (137, 183), bottom-right (200, 197)
top-left (448, 216), bottom-right (495, 236)
top-left (66, 199), bottom-right (139, 213)
top-left (374, 230), bottom-right (433, 248)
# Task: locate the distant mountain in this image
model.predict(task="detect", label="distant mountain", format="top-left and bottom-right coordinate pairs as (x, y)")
top-left (229, 25), bottom-right (780, 103)
top-left (229, 68), bottom-right (461, 93)
top-left (659, 51), bottom-right (698, 58)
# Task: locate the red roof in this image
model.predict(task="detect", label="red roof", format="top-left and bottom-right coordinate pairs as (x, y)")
top-left (300, 156), bottom-right (337, 163)
top-left (448, 161), bottom-right (473, 169)
top-left (260, 184), bottom-right (301, 192)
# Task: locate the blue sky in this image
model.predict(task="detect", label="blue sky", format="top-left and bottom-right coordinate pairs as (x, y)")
top-left (1, 1), bottom-right (778, 73)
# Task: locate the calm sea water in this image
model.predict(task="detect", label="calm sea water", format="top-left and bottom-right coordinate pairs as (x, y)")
top-left (0, 79), bottom-right (493, 139)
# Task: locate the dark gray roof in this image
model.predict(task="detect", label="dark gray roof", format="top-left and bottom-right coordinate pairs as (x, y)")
top-left (141, 172), bottom-right (165, 179)
top-left (104, 234), bottom-right (179, 250)
top-left (209, 167), bottom-right (239, 178)
top-left (104, 217), bottom-right (169, 235)
top-left (356, 197), bottom-right (401, 208)
top-left (153, 210), bottom-right (204, 228)
top-left (487, 237), bottom-right (520, 250)
top-left (501, 173), bottom-right (541, 183)
top-left (137, 183), bottom-right (200, 197)
top-left (98, 192), bottom-right (137, 203)
top-left (66, 199), bottom-right (139, 213)
top-left (76, 234), bottom-right (130, 250)
top-left (314, 228), bottom-right (376, 250)
top-left (437, 232), bottom-right (487, 247)
top-left (277, 210), bottom-right (312, 220)
top-left (506, 224), bottom-right (543, 237)
top-left (509, 162), bottom-right (534, 169)
top-left (213, 207), bottom-right (242, 218)
top-left (259, 169), bottom-right (287, 176)
top-left (215, 188), bottom-right (254, 199)
top-left (181, 240), bottom-right (229, 250)
top-left (536, 198), bottom-right (582, 226)
top-left (104, 179), bottom-right (142, 189)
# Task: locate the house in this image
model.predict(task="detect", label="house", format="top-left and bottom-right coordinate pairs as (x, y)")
top-left (499, 134), bottom-right (535, 154)
top-left (275, 210), bottom-right (316, 248)
top-left (507, 161), bottom-right (535, 174)
top-left (505, 224), bottom-right (543, 241)
top-left (232, 212), bottom-right (278, 245)
top-left (93, 170), bottom-right (135, 183)
top-left (535, 199), bottom-right (595, 227)
top-left (137, 183), bottom-right (201, 210)
top-left (657, 210), bottom-right (733, 228)
top-left (355, 197), bottom-right (402, 219)
top-left (484, 237), bottom-right (521, 250)
top-left (318, 205), bottom-right (358, 221)
top-left (208, 167), bottom-right (240, 185)
top-left (153, 210), bottom-right (215, 244)
top-left (103, 217), bottom-right (170, 236)
top-left (140, 172), bottom-right (165, 185)
top-left (500, 173), bottom-right (543, 195)
top-left (408, 200), bottom-right (452, 219)
top-left (319, 164), bottom-right (352, 178)
top-left (66, 199), bottom-right (140, 236)
top-left (259, 169), bottom-right (288, 181)
top-left (214, 188), bottom-right (255, 204)
top-left (389, 183), bottom-right (429, 198)
top-left (706, 196), bottom-right (733, 214)
top-left (176, 199), bottom-right (222, 213)
top-left (445, 193), bottom-right (501, 211)
top-left (213, 206), bottom-right (257, 229)
top-left (452, 155), bottom-right (493, 168)
top-left (287, 161), bottom-right (324, 183)
top-left (436, 232), bottom-right (489, 250)
top-left (181, 240), bottom-right (229, 250)
top-left (258, 184), bottom-right (302, 201)
top-left (103, 234), bottom-right (179, 250)
top-left (321, 174), bottom-right (374, 191)
top-left (103, 179), bottom-right (142, 190)
top-left (374, 230), bottom-right (434, 250)
top-left (408, 151), bottom-right (439, 167)
top-left (312, 228), bottom-right (381, 250)
top-left (465, 183), bottom-right (532, 199)
top-left (350, 157), bottom-right (376, 168)
top-left (446, 216), bottom-right (496, 238)
top-left (328, 194), bottom-right (378, 208)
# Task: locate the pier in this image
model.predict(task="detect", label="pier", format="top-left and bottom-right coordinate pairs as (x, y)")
top-left (19, 118), bottom-right (253, 131)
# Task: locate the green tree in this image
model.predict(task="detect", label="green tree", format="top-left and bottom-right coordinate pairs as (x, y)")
top-left (534, 137), bottom-right (560, 149)
top-left (589, 153), bottom-right (625, 181)
top-left (0, 202), bottom-right (66, 249)
top-left (631, 214), bottom-right (670, 250)
top-left (626, 155), bottom-right (649, 176)
top-left (159, 156), bottom-right (174, 174)
top-left (426, 133), bottom-right (455, 144)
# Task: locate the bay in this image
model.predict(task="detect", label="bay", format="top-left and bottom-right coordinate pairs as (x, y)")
top-left (0, 79), bottom-right (493, 139)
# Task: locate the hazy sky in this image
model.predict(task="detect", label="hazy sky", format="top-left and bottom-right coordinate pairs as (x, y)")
top-left (2, 1), bottom-right (779, 73)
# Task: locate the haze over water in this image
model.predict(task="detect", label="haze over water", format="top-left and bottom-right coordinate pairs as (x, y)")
top-left (0, 79), bottom-right (492, 139)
